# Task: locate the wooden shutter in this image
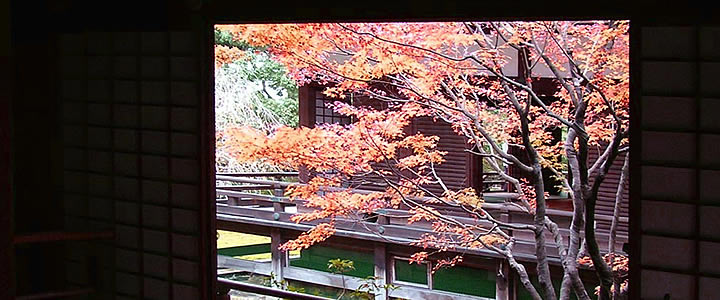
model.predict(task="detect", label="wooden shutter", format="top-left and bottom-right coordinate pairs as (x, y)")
top-left (411, 116), bottom-right (470, 196)
top-left (588, 148), bottom-right (629, 238)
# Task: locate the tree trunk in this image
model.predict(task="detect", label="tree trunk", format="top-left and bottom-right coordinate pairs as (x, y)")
top-left (532, 166), bottom-right (557, 300)
top-left (609, 154), bottom-right (629, 300)
top-left (584, 135), bottom-right (621, 300)
top-left (505, 245), bottom-right (543, 300)
top-left (559, 124), bottom-right (591, 300)
top-left (608, 154), bottom-right (628, 254)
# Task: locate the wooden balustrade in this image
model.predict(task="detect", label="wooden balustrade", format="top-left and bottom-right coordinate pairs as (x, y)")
top-left (217, 175), bottom-right (628, 262)
top-left (215, 173), bottom-right (624, 299)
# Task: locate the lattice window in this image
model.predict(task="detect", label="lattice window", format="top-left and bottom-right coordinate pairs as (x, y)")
top-left (58, 31), bottom-right (203, 300)
top-left (314, 91), bottom-right (351, 125)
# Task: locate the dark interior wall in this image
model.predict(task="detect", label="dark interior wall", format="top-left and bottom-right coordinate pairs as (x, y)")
top-left (636, 22), bottom-right (720, 299)
top-left (10, 0), bottom-right (64, 295)
top-left (8, 1), bottom-right (213, 299)
top-left (4, 1), bottom-right (720, 300)
top-left (2, 0), bottom-right (14, 298)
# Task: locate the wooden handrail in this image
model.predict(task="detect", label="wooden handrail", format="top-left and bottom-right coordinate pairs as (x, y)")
top-left (216, 175), bottom-right (296, 187)
top-left (217, 277), bottom-right (330, 300)
top-left (216, 172), bottom-right (298, 177)
top-left (13, 231), bottom-right (114, 245)
top-left (216, 177), bottom-right (628, 223)
top-left (216, 185), bottom-right (274, 190)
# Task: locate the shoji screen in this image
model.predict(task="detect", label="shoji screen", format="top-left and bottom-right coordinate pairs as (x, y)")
top-left (640, 25), bottom-right (720, 300)
top-left (58, 30), bottom-right (207, 300)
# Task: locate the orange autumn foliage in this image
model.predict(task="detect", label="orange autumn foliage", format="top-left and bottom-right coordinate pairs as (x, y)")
top-left (214, 45), bottom-right (246, 67)
top-left (218, 21), bottom-right (630, 298)
top-left (577, 253), bottom-right (629, 277)
top-left (279, 222), bottom-right (336, 251)
top-left (578, 253), bottom-right (630, 296)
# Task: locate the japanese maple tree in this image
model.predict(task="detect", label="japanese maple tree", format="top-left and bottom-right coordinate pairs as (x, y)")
top-left (217, 21), bottom-right (629, 300)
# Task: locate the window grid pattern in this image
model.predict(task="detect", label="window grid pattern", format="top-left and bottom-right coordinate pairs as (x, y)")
top-left (314, 91), bottom-right (351, 125)
top-left (639, 25), bottom-right (720, 300)
top-left (52, 24), bottom-right (720, 300)
top-left (58, 31), bottom-right (202, 300)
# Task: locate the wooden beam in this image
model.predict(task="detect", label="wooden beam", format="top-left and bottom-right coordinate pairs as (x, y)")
top-left (215, 175), bottom-right (294, 187)
top-left (219, 254), bottom-right (492, 300)
top-left (217, 255), bottom-right (271, 274)
top-left (215, 176), bottom-right (626, 225)
top-left (298, 85), bottom-right (315, 183)
top-left (285, 266), bottom-right (492, 300)
top-left (374, 243), bottom-right (389, 300)
top-left (217, 278), bottom-right (328, 300)
top-left (218, 203), bottom-right (627, 269)
top-left (215, 185), bottom-right (274, 190)
top-left (217, 211), bottom-right (565, 264)
top-left (216, 189), bottom-right (291, 203)
top-left (216, 172), bottom-right (298, 177)
top-left (273, 184), bottom-right (285, 213)
top-left (298, 85), bottom-right (315, 128)
top-left (270, 228), bottom-right (285, 286)
top-left (467, 145), bottom-right (484, 193)
top-left (495, 260), bottom-right (509, 300)
top-left (214, 176), bottom-right (627, 226)
top-left (219, 203), bottom-right (627, 257)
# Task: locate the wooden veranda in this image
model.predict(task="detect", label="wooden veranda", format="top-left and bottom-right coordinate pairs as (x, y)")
top-left (215, 172), bottom-right (628, 300)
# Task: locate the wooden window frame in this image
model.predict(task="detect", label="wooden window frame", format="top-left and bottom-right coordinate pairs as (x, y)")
top-left (203, 12), bottom-right (642, 300)
top-left (390, 256), bottom-right (433, 289)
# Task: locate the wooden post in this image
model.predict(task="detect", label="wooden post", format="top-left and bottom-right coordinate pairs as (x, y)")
top-left (376, 215), bottom-right (389, 225)
top-left (273, 184), bottom-right (284, 213)
top-left (496, 260), bottom-right (510, 300)
top-left (270, 229), bottom-right (286, 286)
top-left (374, 243), bottom-right (389, 300)
top-left (298, 85), bottom-right (315, 183)
top-left (467, 145), bottom-right (484, 194)
top-left (376, 209), bottom-right (389, 225)
top-left (500, 207), bottom-right (512, 239)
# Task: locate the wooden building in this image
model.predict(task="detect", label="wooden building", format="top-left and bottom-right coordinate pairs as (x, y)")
top-left (214, 71), bottom-right (629, 299)
top-left (296, 75), bottom-right (629, 239)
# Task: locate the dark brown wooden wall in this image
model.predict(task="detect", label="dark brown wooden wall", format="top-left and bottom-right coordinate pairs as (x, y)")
top-left (7, 1), bottom-right (213, 300)
top-left (589, 149), bottom-right (629, 237)
top-left (410, 116), bottom-right (470, 196)
top-left (300, 85), bottom-right (473, 195)
top-left (301, 84), bottom-right (631, 234)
